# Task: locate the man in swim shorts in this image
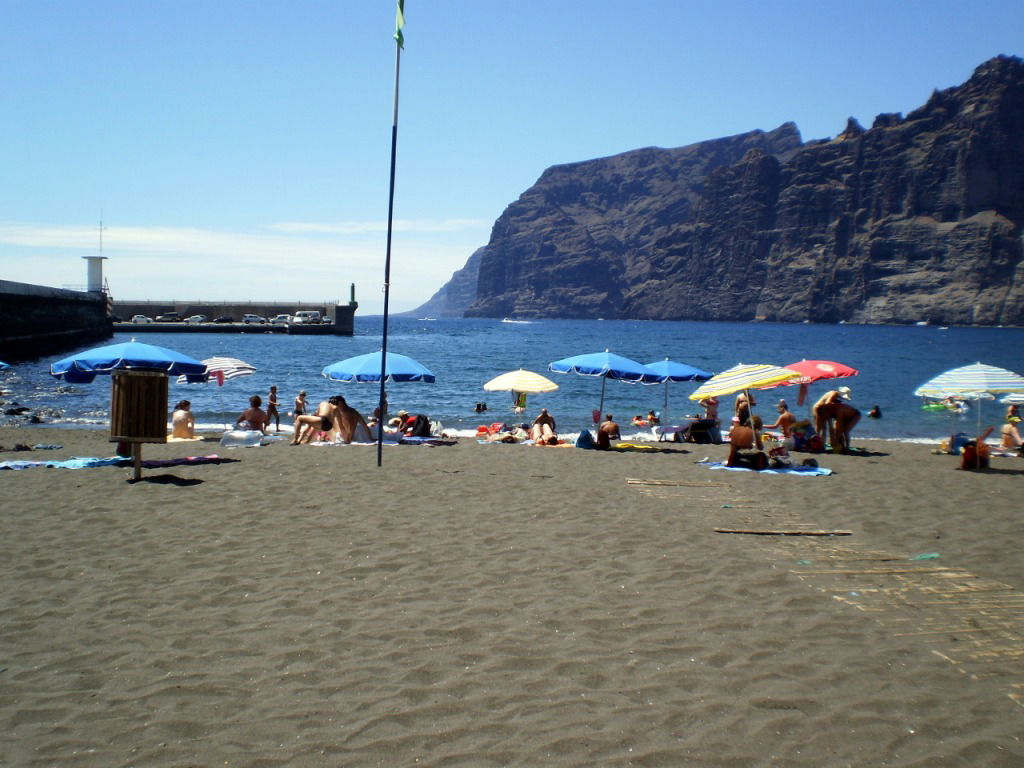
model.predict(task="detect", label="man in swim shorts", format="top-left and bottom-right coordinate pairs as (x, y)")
top-left (596, 414), bottom-right (620, 450)
top-left (291, 398), bottom-right (339, 444)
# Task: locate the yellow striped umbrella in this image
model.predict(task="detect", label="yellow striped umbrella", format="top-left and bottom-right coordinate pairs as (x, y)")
top-left (688, 363), bottom-right (801, 400)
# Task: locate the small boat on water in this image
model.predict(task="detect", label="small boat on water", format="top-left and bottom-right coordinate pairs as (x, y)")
top-left (501, 318), bottom-right (532, 324)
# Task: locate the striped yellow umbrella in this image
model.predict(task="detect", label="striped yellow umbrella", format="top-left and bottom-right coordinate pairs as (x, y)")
top-left (688, 363), bottom-right (801, 400)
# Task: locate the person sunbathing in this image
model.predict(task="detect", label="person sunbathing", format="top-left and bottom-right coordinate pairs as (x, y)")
top-left (1001, 417), bottom-right (1022, 451)
top-left (333, 395), bottom-right (371, 443)
top-left (596, 414), bottom-right (620, 450)
top-left (727, 415), bottom-right (765, 468)
top-left (530, 408), bottom-right (557, 442)
top-left (291, 398), bottom-right (338, 444)
top-left (765, 400), bottom-right (797, 437)
top-left (170, 400), bottom-right (195, 438)
top-left (237, 395), bottom-right (269, 434)
top-left (531, 434), bottom-right (563, 446)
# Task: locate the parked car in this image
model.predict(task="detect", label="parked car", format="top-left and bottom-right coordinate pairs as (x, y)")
top-left (131, 314), bottom-right (153, 324)
top-left (185, 314), bottom-right (207, 324)
top-left (155, 311), bottom-right (183, 322)
top-left (242, 314), bottom-right (266, 324)
top-left (213, 315), bottom-right (234, 323)
top-left (292, 310), bottom-right (322, 324)
top-left (270, 314), bottom-right (292, 325)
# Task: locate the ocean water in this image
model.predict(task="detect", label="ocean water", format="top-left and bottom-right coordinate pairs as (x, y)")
top-left (2, 317), bottom-right (1023, 442)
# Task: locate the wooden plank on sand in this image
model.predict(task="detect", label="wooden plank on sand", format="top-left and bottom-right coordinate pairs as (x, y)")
top-left (627, 478), bottom-right (728, 487)
top-left (714, 528), bottom-right (852, 536)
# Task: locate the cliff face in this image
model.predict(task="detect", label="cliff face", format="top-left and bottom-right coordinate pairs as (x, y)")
top-left (456, 56), bottom-right (1024, 325)
top-left (400, 248), bottom-right (483, 318)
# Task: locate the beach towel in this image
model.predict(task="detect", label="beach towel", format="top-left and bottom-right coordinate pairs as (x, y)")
top-left (399, 436), bottom-right (457, 446)
top-left (700, 461), bottom-right (833, 476)
top-left (0, 455), bottom-right (230, 470)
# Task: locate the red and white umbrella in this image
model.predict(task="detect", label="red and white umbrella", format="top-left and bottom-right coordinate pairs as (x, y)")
top-left (774, 359), bottom-right (859, 406)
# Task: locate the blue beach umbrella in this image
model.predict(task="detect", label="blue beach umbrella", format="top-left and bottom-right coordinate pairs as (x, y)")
top-left (645, 358), bottom-right (713, 424)
top-left (49, 340), bottom-right (208, 480)
top-left (549, 350), bottom-right (664, 421)
top-left (50, 340), bottom-right (208, 384)
top-left (322, 350), bottom-right (436, 383)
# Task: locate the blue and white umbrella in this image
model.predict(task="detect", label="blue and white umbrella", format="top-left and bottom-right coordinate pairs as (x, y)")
top-left (914, 362), bottom-right (1024, 398)
top-left (549, 350), bottom-right (664, 421)
top-left (50, 340), bottom-right (207, 384)
top-left (322, 351), bottom-right (435, 383)
top-left (176, 356), bottom-right (256, 386)
top-left (915, 363), bottom-right (1024, 434)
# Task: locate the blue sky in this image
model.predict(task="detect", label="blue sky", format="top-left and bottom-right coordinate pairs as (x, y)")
top-left (2, 0), bottom-right (1021, 314)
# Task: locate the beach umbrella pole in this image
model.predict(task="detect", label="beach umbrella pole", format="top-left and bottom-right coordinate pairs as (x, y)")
top-left (746, 388), bottom-right (763, 451)
top-left (376, 15), bottom-right (403, 468)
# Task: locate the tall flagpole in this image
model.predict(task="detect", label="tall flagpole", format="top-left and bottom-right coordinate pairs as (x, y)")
top-left (377, 1), bottom-right (405, 467)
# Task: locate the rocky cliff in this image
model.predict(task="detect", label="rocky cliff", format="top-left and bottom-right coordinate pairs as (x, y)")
top-left (444, 56), bottom-right (1024, 325)
top-left (400, 248), bottom-right (483, 318)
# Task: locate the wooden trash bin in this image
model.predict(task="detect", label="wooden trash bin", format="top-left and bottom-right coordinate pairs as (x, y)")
top-left (110, 370), bottom-right (168, 480)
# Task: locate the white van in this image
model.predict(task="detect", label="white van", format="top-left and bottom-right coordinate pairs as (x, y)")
top-left (292, 311), bottom-right (322, 324)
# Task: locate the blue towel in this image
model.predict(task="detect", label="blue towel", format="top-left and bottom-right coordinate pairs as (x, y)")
top-left (701, 461), bottom-right (833, 476)
top-left (0, 455), bottom-right (226, 470)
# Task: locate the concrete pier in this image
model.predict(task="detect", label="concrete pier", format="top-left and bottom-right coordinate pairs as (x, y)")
top-left (0, 280), bottom-right (112, 362)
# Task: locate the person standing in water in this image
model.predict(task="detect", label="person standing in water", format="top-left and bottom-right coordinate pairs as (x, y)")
top-left (267, 385), bottom-right (281, 432)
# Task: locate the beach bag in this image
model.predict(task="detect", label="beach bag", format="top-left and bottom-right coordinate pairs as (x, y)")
top-left (575, 430), bottom-right (596, 449)
top-left (407, 414), bottom-right (431, 437)
top-left (960, 441), bottom-right (990, 470)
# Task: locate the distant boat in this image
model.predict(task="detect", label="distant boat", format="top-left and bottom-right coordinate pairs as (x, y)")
top-left (501, 318), bottom-right (532, 324)
top-left (915, 321), bottom-right (930, 326)
top-left (417, 317), bottom-right (436, 321)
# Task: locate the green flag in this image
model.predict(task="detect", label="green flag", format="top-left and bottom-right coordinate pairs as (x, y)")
top-left (394, 0), bottom-right (405, 49)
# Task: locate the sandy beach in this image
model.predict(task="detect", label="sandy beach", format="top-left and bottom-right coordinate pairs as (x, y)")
top-left (1, 427), bottom-right (1022, 767)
